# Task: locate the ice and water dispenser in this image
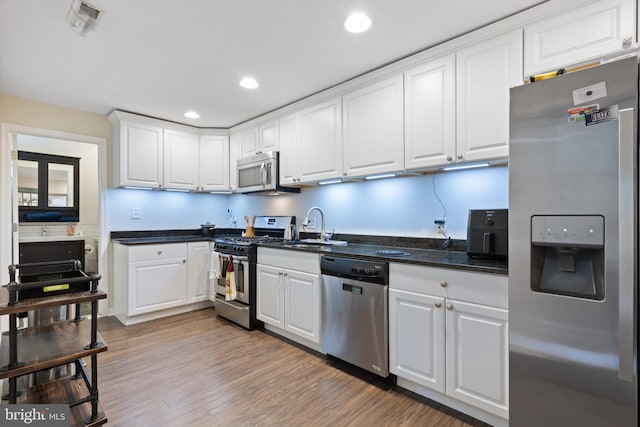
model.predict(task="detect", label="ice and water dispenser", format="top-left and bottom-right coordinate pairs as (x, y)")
top-left (530, 215), bottom-right (605, 300)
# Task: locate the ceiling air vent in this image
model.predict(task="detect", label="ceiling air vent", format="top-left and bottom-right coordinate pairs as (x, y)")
top-left (66, 0), bottom-right (102, 36)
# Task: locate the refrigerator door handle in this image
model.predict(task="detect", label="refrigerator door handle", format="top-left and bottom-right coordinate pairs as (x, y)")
top-left (617, 107), bottom-right (635, 382)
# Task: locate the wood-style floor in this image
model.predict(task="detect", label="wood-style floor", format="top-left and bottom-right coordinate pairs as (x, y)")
top-left (97, 309), bottom-right (489, 427)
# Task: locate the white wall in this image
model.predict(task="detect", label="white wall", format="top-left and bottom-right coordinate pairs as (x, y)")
top-left (106, 190), bottom-right (230, 231)
top-left (107, 165), bottom-right (508, 239)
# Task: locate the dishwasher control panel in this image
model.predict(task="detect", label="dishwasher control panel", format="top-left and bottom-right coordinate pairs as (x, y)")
top-left (320, 256), bottom-right (388, 285)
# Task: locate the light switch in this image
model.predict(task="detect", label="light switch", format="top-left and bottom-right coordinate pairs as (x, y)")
top-left (131, 208), bottom-right (141, 220)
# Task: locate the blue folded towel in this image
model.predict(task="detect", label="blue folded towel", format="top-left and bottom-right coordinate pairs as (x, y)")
top-left (23, 211), bottom-right (63, 221)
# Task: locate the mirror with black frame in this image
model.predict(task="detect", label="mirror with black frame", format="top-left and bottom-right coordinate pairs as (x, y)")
top-left (18, 151), bottom-right (80, 222)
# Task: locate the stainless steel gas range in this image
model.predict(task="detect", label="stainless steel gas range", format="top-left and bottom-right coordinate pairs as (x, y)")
top-left (212, 216), bottom-right (294, 329)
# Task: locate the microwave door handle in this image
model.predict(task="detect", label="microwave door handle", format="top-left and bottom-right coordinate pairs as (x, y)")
top-left (260, 162), bottom-right (268, 187)
top-left (617, 107), bottom-right (634, 382)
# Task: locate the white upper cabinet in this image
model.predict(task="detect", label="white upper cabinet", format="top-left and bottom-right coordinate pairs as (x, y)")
top-left (240, 126), bottom-right (259, 157)
top-left (163, 128), bottom-right (200, 190)
top-left (343, 75), bottom-right (404, 178)
top-left (404, 54), bottom-right (456, 170)
top-left (259, 120), bottom-right (279, 152)
top-left (278, 113), bottom-right (300, 185)
top-left (456, 30), bottom-right (523, 163)
top-left (279, 99), bottom-right (343, 186)
top-left (199, 134), bottom-right (230, 191)
top-left (109, 112), bottom-right (164, 188)
top-left (229, 132), bottom-right (242, 190)
top-left (110, 111), bottom-right (230, 191)
top-left (165, 129), bottom-right (229, 191)
top-left (524, 0), bottom-right (636, 77)
top-left (240, 119), bottom-right (280, 158)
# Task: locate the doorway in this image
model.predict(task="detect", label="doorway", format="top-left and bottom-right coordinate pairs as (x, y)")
top-left (0, 124), bottom-right (108, 330)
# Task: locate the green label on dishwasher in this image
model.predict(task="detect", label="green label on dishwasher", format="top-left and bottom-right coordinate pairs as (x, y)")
top-left (352, 286), bottom-right (362, 295)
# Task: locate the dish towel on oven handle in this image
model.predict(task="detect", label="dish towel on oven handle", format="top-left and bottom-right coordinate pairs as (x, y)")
top-left (225, 254), bottom-right (237, 301)
top-left (209, 251), bottom-right (222, 280)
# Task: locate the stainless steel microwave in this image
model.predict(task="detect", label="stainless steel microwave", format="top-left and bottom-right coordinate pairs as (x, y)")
top-left (236, 151), bottom-right (299, 195)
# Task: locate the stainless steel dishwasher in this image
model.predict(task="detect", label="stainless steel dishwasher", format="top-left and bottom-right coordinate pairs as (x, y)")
top-left (321, 255), bottom-right (389, 377)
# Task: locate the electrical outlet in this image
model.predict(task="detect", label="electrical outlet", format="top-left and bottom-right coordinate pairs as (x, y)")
top-left (132, 208), bottom-right (141, 220)
top-left (434, 218), bottom-right (445, 234)
top-left (227, 208), bottom-right (232, 215)
top-left (306, 217), bottom-right (316, 229)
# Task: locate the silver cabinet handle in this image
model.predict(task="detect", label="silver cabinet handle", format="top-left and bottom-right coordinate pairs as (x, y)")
top-left (622, 36), bottom-right (633, 47)
top-left (617, 108), bottom-right (634, 382)
top-left (457, 155), bottom-right (463, 160)
top-left (435, 302), bottom-right (442, 308)
top-left (157, 251), bottom-right (162, 255)
top-left (446, 304), bottom-right (453, 311)
top-left (446, 156), bottom-right (452, 161)
top-left (440, 281), bottom-right (448, 288)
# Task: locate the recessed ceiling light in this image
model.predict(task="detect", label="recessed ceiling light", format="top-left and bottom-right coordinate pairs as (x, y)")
top-left (344, 12), bottom-right (372, 33)
top-left (184, 111), bottom-right (200, 119)
top-left (239, 77), bottom-right (259, 89)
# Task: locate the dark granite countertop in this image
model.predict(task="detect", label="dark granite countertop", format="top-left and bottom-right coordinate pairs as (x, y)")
top-left (110, 229), bottom-right (240, 245)
top-left (259, 241), bottom-right (507, 275)
top-left (110, 229), bottom-right (507, 275)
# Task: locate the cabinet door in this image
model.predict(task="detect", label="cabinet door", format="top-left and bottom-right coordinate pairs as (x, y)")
top-left (259, 120), bottom-right (280, 153)
top-left (389, 289), bottom-right (445, 392)
top-left (199, 135), bottom-right (229, 191)
top-left (256, 264), bottom-right (284, 327)
top-left (284, 269), bottom-right (321, 343)
top-left (128, 256), bottom-right (188, 316)
top-left (229, 132), bottom-right (242, 190)
top-left (163, 128), bottom-right (199, 190)
top-left (404, 54), bottom-right (456, 170)
top-left (187, 242), bottom-right (211, 303)
top-left (120, 121), bottom-right (163, 188)
top-left (456, 30), bottom-right (522, 162)
top-left (445, 299), bottom-right (509, 419)
top-left (524, 0), bottom-right (635, 76)
top-left (298, 98), bottom-right (343, 183)
top-left (279, 113), bottom-right (299, 185)
top-left (343, 75), bottom-right (404, 178)
top-left (241, 126), bottom-right (260, 157)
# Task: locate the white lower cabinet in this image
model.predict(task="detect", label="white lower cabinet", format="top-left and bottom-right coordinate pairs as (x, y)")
top-left (113, 241), bottom-right (212, 325)
top-left (389, 289), bottom-right (445, 392)
top-left (445, 299), bottom-right (508, 418)
top-left (389, 264), bottom-right (509, 424)
top-left (187, 242), bottom-right (211, 304)
top-left (125, 244), bottom-right (188, 316)
top-left (256, 248), bottom-right (321, 346)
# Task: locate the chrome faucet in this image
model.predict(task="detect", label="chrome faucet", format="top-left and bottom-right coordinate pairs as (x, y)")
top-left (42, 224), bottom-right (47, 237)
top-left (302, 206), bottom-right (330, 241)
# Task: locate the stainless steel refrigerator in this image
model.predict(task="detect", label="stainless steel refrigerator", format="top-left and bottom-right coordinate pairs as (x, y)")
top-left (509, 57), bottom-right (638, 426)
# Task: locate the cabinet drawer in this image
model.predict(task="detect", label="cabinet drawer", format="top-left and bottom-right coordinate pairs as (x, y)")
top-left (257, 247), bottom-right (320, 273)
top-left (127, 243), bottom-right (187, 262)
top-left (389, 263), bottom-right (508, 309)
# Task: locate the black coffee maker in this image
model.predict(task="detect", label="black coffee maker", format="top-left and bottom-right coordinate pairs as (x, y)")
top-left (466, 209), bottom-right (508, 259)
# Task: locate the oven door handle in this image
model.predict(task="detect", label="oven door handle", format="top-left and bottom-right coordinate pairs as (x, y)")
top-left (214, 252), bottom-right (249, 262)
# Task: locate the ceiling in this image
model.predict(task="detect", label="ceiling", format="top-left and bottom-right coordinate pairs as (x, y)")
top-left (0, 0), bottom-right (544, 128)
